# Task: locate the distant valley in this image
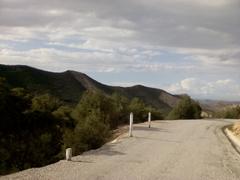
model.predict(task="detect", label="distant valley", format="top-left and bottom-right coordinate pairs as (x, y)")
top-left (198, 99), bottom-right (240, 112)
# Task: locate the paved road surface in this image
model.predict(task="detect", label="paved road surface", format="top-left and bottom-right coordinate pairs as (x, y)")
top-left (2, 119), bottom-right (240, 180)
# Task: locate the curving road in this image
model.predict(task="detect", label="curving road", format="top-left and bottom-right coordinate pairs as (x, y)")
top-left (2, 119), bottom-right (240, 180)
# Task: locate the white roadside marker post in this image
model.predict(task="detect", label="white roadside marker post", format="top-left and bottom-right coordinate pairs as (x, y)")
top-left (66, 148), bottom-right (72, 161)
top-left (148, 112), bottom-right (151, 128)
top-left (129, 112), bottom-right (133, 137)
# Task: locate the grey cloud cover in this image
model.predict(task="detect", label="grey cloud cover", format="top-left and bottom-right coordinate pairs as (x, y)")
top-left (0, 0), bottom-right (240, 100)
top-left (1, 0), bottom-right (240, 47)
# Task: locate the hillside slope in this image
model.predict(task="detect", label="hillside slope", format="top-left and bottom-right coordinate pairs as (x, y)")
top-left (0, 64), bottom-right (181, 113)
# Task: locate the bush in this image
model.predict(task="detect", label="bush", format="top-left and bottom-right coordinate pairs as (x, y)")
top-left (128, 98), bottom-right (147, 122)
top-left (69, 110), bottom-right (110, 154)
top-left (214, 105), bottom-right (240, 119)
top-left (167, 96), bottom-right (201, 120)
top-left (146, 106), bottom-right (163, 120)
top-left (66, 91), bottom-right (112, 155)
top-left (110, 93), bottom-right (130, 127)
top-left (71, 91), bottom-right (114, 125)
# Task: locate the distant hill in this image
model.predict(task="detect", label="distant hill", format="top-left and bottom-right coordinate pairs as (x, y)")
top-left (198, 99), bottom-right (240, 112)
top-left (0, 64), bottom-right (182, 114)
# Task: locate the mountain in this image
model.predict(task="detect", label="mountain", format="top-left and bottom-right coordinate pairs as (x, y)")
top-left (0, 64), bottom-right (182, 113)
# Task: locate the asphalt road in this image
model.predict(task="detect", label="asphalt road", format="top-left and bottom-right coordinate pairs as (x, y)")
top-left (2, 119), bottom-right (240, 180)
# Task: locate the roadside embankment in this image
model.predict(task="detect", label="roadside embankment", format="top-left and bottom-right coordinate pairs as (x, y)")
top-left (224, 121), bottom-right (240, 152)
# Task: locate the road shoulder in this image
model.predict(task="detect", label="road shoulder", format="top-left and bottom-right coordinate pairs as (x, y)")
top-left (224, 125), bottom-right (240, 153)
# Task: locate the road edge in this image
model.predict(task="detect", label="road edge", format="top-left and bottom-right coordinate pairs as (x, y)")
top-left (223, 125), bottom-right (240, 154)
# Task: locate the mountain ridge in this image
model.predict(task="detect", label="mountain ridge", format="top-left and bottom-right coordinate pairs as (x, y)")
top-left (0, 64), bottom-right (182, 113)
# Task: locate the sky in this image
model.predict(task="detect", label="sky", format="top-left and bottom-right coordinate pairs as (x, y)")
top-left (0, 0), bottom-right (240, 101)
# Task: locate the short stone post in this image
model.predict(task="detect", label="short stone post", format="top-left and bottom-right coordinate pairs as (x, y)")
top-left (129, 112), bottom-right (133, 137)
top-left (66, 148), bottom-right (72, 161)
top-left (148, 112), bottom-right (151, 128)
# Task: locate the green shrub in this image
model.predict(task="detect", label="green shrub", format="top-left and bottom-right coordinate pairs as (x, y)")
top-left (66, 91), bottom-right (111, 155)
top-left (167, 96), bottom-right (201, 120)
top-left (110, 93), bottom-right (130, 127)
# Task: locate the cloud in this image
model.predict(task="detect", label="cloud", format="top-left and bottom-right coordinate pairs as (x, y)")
top-left (0, 0), bottom-right (240, 100)
top-left (1, 0), bottom-right (240, 48)
top-left (0, 47), bottom-right (193, 73)
top-left (166, 78), bottom-right (240, 100)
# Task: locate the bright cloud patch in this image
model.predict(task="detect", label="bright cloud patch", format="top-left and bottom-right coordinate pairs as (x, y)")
top-left (167, 78), bottom-right (240, 100)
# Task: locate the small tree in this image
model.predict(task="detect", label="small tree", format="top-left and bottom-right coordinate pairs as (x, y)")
top-left (73, 110), bottom-right (110, 153)
top-left (71, 91), bottom-right (116, 123)
top-left (110, 93), bottom-right (129, 127)
top-left (167, 96), bottom-right (201, 120)
top-left (128, 97), bottom-right (148, 122)
top-left (66, 91), bottom-right (112, 155)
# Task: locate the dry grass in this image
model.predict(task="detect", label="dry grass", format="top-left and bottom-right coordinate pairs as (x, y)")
top-left (231, 121), bottom-right (240, 137)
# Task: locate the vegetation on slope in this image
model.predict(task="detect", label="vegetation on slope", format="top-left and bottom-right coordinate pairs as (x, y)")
top-left (167, 96), bottom-right (202, 120)
top-left (0, 64), bottom-right (181, 114)
top-left (0, 77), bottom-right (162, 175)
top-left (214, 105), bottom-right (240, 119)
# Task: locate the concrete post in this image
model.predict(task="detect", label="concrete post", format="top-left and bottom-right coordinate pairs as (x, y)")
top-left (66, 148), bottom-right (72, 161)
top-left (148, 112), bottom-right (151, 128)
top-left (129, 112), bottom-right (133, 137)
